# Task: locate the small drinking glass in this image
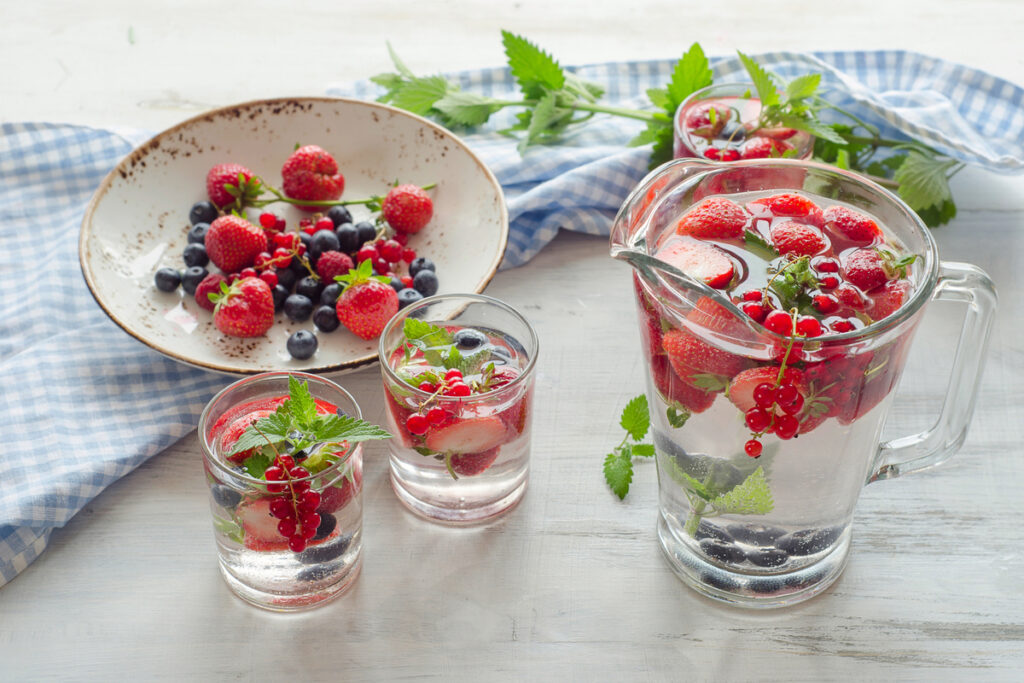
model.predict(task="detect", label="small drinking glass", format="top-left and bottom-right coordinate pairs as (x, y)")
top-left (379, 294), bottom-right (539, 524)
top-left (199, 371), bottom-right (365, 611)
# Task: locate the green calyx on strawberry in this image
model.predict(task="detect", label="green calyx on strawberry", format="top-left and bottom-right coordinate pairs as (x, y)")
top-left (334, 259), bottom-right (399, 340)
top-left (210, 277), bottom-right (275, 338)
top-left (207, 163), bottom-right (262, 209)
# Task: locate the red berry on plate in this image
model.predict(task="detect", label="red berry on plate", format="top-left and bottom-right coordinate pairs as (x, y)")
top-left (194, 273), bottom-right (227, 312)
top-left (381, 184), bottom-right (434, 234)
top-left (379, 239), bottom-right (402, 263)
top-left (334, 260), bottom-right (399, 340)
top-left (281, 145), bottom-right (345, 211)
top-left (206, 163), bottom-right (258, 208)
top-left (402, 248), bottom-right (417, 263)
top-left (259, 270), bottom-right (278, 288)
top-left (205, 215), bottom-right (269, 273)
top-left (316, 250), bottom-right (355, 283)
top-left (210, 277), bottom-right (275, 338)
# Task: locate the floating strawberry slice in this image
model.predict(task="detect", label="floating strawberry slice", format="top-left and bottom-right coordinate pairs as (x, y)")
top-left (318, 458), bottom-right (362, 513)
top-left (824, 205), bottom-right (882, 245)
top-left (661, 328), bottom-right (750, 386)
top-left (238, 498), bottom-right (289, 552)
top-left (656, 236), bottom-right (735, 289)
top-left (867, 279), bottom-right (912, 321)
top-left (424, 414), bottom-right (507, 454)
top-left (450, 447), bottom-right (501, 477)
top-left (740, 136), bottom-right (794, 159)
top-left (770, 221), bottom-right (829, 257)
top-left (673, 197), bottom-right (749, 239)
top-left (221, 408), bottom-right (277, 463)
top-left (747, 192), bottom-right (824, 227)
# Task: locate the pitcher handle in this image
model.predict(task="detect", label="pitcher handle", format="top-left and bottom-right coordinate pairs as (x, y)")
top-left (869, 261), bottom-right (997, 482)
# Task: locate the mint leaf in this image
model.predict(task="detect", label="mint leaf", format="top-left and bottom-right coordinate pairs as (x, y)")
top-left (744, 228), bottom-right (779, 260)
top-left (709, 466), bottom-right (774, 515)
top-left (915, 197), bottom-right (957, 227)
top-left (667, 405), bottom-right (691, 428)
top-left (785, 73), bottom-right (820, 101)
top-left (737, 51), bottom-right (780, 108)
top-left (213, 516), bottom-right (244, 544)
top-left (227, 410), bottom-right (290, 455)
top-left (632, 443), bottom-right (655, 457)
top-left (690, 374), bottom-right (729, 392)
top-left (434, 91), bottom-right (506, 126)
top-left (502, 30), bottom-right (565, 99)
top-left (893, 150), bottom-right (959, 212)
top-left (620, 394), bottom-right (650, 441)
top-left (403, 318), bottom-right (452, 346)
top-left (312, 413), bottom-right (392, 444)
top-left (603, 446), bottom-right (635, 500)
top-left (287, 375), bottom-right (318, 427)
top-left (522, 90), bottom-right (558, 151)
top-left (665, 42), bottom-right (713, 111)
top-left (665, 456), bottom-right (712, 500)
top-left (388, 75), bottom-right (454, 116)
top-left (242, 449), bottom-right (274, 479)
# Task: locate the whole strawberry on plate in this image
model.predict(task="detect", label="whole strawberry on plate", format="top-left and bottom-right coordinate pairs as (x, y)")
top-left (381, 183), bottom-right (433, 234)
top-left (205, 215), bottom-right (269, 273)
top-left (206, 163), bottom-right (262, 209)
top-left (210, 277), bottom-right (275, 338)
top-left (334, 259), bottom-right (399, 340)
top-left (281, 144), bottom-right (345, 211)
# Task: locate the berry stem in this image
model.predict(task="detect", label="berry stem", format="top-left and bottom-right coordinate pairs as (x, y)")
top-left (253, 181), bottom-right (437, 209)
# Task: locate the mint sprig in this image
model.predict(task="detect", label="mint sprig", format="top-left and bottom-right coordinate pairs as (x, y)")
top-left (602, 395), bottom-right (656, 500)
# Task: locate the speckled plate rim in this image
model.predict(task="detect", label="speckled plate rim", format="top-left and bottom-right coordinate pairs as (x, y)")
top-left (79, 95), bottom-right (509, 376)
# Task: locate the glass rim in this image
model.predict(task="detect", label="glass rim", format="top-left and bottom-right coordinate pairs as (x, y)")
top-left (198, 370), bottom-right (363, 487)
top-left (631, 157), bottom-right (941, 343)
top-left (377, 292), bottom-right (539, 401)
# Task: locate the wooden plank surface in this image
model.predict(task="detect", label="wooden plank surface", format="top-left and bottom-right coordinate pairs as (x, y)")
top-left (2, 1), bottom-right (1023, 680)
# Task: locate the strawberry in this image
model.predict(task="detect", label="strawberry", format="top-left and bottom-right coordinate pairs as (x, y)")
top-left (206, 163), bottom-right (260, 208)
top-left (673, 197), bottom-right (748, 239)
top-left (194, 273), bottom-right (228, 311)
top-left (238, 498), bottom-right (290, 552)
top-left (727, 366), bottom-right (805, 413)
top-left (211, 278), bottom-right (275, 338)
top-left (687, 296), bottom-right (748, 336)
top-left (205, 215), bottom-right (269, 273)
top-left (281, 144), bottom-right (345, 211)
top-left (651, 354), bottom-right (717, 414)
top-left (662, 328), bottom-right (750, 386)
top-left (823, 205), bottom-right (882, 245)
top-left (318, 458), bottom-right (362, 513)
top-left (842, 248), bottom-right (891, 292)
top-left (740, 136), bottom-right (793, 159)
top-left (334, 259), bottom-right (399, 340)
top-left (221, 408), bottom-right (277, 463)
top-left (747, 193), bottom-right (824, 227)
top-left (381, 184), bottom-right (434, 234)
top-left (770, 221), bottom-right (828, 256)
top-left (656, 236), bottom-right (735, 289)
top-left (866, 279), bottom-right (912, 321)
top-left (684, 102), bottom-right (731, 137)
top-left (835, 283), bottom-right (868, 310)
top-left (315, 250), bottom-right (355, 283)
top-left (450, 446), bottom-right (501, 477)
top-left (425, 414), bottom-right (508, 454)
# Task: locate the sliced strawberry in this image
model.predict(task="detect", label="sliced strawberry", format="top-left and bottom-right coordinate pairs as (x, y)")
top-left (498, 390), bottom-right (531, 438)
top-left (450, 447), bottom-right (501, 477)
top-left (747, 193), bottom-right (824, 227)
top-left (656, 236), bottom-right (735, 289)
top-left (823, 205), bottom-right (882, 245)
top-left (741, 136), bottom-right (793, 159)
top-left (238, 498), bottom-right (289, 552)
top-left (662, 328), bottom-right (750, 385)
top-left (221, 408), bottom-right (277, 463)
top-left (866, 279), bottom-right (911, 321)
top-left (318, 458), bottom-right (362, 513)
top-left (673, 197), bottom-right (749, 239)
top-left (651, 354), bottom-right (717, 414)
top-left (424, 415), bottom-right (507, 454)
top-left (770, 221), bottom-right (829, 257)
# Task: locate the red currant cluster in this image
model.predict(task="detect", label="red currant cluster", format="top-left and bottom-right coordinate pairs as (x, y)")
top-left (355, 234), bottom-right (418, 279)
top-left (737, 290), bottom-right (825, 338)
top-left (703, 147), bottom-right (741, 162)
top-left (404, 368), bottom-right (470, 435)
top-left (264, 452), bottom-right (322, 553)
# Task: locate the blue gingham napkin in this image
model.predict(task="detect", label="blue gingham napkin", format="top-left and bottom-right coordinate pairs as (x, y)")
top-left (2, 51), bottom-right (1022, 586)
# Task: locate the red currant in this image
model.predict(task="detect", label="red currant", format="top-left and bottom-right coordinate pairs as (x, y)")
top-left (776, 383), bottom-right (800, 407)
top-left (292, 480), bottom-right (310, 494)
top-left (401, 275), bottom-right (414, 288)
top-left (753, 383), bottom-right (777, 408)
top-left (259, 271), bottom-right (279, 288)
top-left (446, 383), bottom-right (472, 397)
top-left (266, 482), bottom-right (285, 494)
top-left (406, 413), bottom-right (429, 435)
top-left (355, 245), bottom-right (376, 263)
top-left (418, 381), bottom-right (436, 393)
top-left (795, 316), bottom-right (822, 337)
top-left (315, 217), bottom-right (334, 233)
top-left (830, 319), bottom-right (856, 333)
top-left (445, 369), bottom-right (463, 381)
top-left (819, 275), bottom-right (840, 290)
top-left (288, 536), bottom-right (307, 553)
top-left (253, 251), bottom-right (272, 269)
top-left (720, 148), bottom-right (741, 162)
top-left (764, 310), bottom-right (793, 335)
top-left (426, 407), bottom-right (447, 425)
top-left (703, 148), bottom-right (721, 160)
top-left (239, 267), bottom-right (257, 280)
top-left (278, 518), bottom-right (297, 537)
top-left (264, 466), bottom-right (283, 481)
top-left (774, 414), bottom-right (800, 439)
top-left (276, 454), bottom-right (294, 470)
top-left (402, 248), bottom-right (417, 263)
top-left (269, 497), bottom-right (292, 519)
top-left (813, 257), bottom-right (840, 273)
top-left (275, 217), bottom-right (287, 231)
top-left (741, 302), bottom-right (767, 322)
top-left (741, 290), bottom-right (764, 302)
top-left (379, 239), bottom-right (402, 263)
top-left (745, 407), bottom-right (772, 432)
top-left (301, 513), bottom-right (321, 535)
top-left (392, 233), bottom-right (409, 246)
top-left (272, 247), bottom-right (293, 267)
top-left (259, 213), bottom-right (278, 230)
top-left (373, 257), bottom-right (390, 274)
top-left (813, 294), bottom-right (839, 314)
top-left (744, 439), bottom-right (763, 458)
top-left (289, 466), bottom-right (309, 479)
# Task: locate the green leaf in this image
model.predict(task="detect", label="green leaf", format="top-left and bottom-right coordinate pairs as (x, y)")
top-left (620, 394), bottom-right (650, 441)
top-left (502, 30), bottom-right (565, 99)
top-left (737, 51), bottom-right (780, 108)
top-left (434, 91), bottom-right (506, 126)
top-left (665, 456), bottom-right (712, 499)
top-left (385, 41), bottom-right (416, 79)
top-left (784, 73), bottom-right (820, 101)
top-left (646, 87), bottom-right (670, 111)
top-left (522, 91), bottom-right (558, 151)
top-left (403, 318), bottom-right (452, 346)
top-left (213, 516), bottom-right (243, 544)
top-left (370, 72), bottom-right (405, 96)
top-left (287, 376), bottom-right (317, 427)
top-left (227, 409), bottom-right (290, 455)
top-left (563, 72), bottom-right (603, 102)
top-left (708, 466), bottom-right (774, 515)
top-left (915, 197), bottom-right (957, 227)
top-left (774, 112), bottom-right (847, 144)
top-left (388, 76), bottom-right (454, 116)
top-left (632, 443), bottom-right (655, 457)
top-left (603, 446), bottom-right (635, 500)
top-left (892, 151), bottom-right (958, 211)
top-left (666, 405), bottom-right (691, 428)
top-left (312, 413), bottom-right (393, 444)
top-left (665, 43), bottom-right (713, 111)
top-left (242, 450), bottom-right (274, 479)
top-left (647, 126), bottom-right (676, 169)
top-left (744, 228), bottom-right (779, 260)
top-left (690, 374), bottom-right (729, 392)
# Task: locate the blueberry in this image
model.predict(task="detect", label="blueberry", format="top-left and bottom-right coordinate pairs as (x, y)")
top-left (320, 283), bottom-right (342, 305)
top-left (187, 222), bottom-right (210, 244)
top-left (313, 513), bottom-right (338, 541)
top-left (776, 527), bottom-right (842, 556)
top-left (181, 266), bottom-right (208, 295)
top-left (334, 223), bottom-right (359, 253)
top-left (287, 257), bottom-right (308, 277)
top-left (453, 329), bottom-right (488, 351)
top-left (355, 221), bottom-right (377, 246)
top-left (699, 571), bottom-right (742, 592)
top-left (699, 538), bottom-right (746, 564)
top-left (276, 267), bottom-right (298, 291)
top-left (182, 243), bottom-right (209, 268)
top-left (409, 256), bottom-right (436, 278)
top-left (210, 485), bottom-right (242, 510)
top-left (286, 329), bottom-right (318, 359)
top-left (309, 230), bottom-right (340, 258)
top-left (746, 548), bottom-right (788, 567)
top-left (718, 121), bottom-right (746, 142)
top-left (284, 294), bottom-right (314, 322)
top-left (271, 284), bottom-right (290, 311)
top-left (298, 531), bottom-right (351, 565)
top-left (397, 288), bottom-right (423, 309)
top-left (693, 521), bottom-right (733, 544)
top-left (294, 276), bottom-right (323, 302)
top-left (313, 305), bottom-right (340, 332)
top-left (327, 205), bottom-right (353, 227)
top-left (299, 232), bottom-right (313, 250)
top-left (188, 201), bottom-right (218, 226)
top-left (726, 523), bottom-right (786, 547)
top-left (389, 277), bottom-right (405, 293)
top-left (412, 269), bottom-right (438, 297)
top-left (154, 267), bottom-right (181, 292)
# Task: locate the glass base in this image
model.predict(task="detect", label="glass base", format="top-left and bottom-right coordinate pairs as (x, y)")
top-left (657, 513), bottom-right (850, 608)
top-left (218, 553), bottom-right (361, 612)
top-left (389, 468), bottom-right (527, 525)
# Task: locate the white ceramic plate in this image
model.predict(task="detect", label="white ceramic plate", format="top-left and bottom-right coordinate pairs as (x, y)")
top-left (80, 97), bottom-right (508, 375)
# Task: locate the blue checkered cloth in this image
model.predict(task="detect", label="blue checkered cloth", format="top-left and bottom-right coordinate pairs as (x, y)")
top-left (2, 51), bottom-right (1022, 586)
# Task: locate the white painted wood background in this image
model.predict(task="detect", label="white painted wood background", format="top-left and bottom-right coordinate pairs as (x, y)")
top-left (2, 1), bottom-right (1023, 680)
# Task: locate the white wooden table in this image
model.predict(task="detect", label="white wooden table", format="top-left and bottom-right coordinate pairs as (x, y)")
top-left (2, 2), bottom-right (1023, 680)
